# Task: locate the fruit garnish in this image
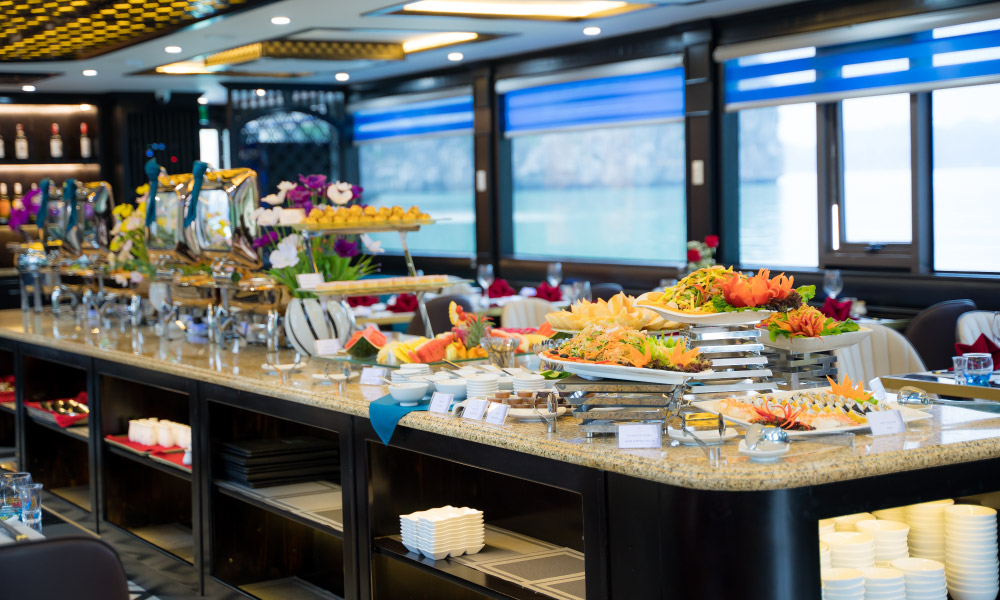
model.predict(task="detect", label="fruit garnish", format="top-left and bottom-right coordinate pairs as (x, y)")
top-left (720, 268), bottom-right (793, 308)
top-left (826, 375), bottom-right (873, 403)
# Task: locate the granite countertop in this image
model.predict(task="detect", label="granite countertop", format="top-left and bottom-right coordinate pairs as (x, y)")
top-left (4, 309), bottom-right (1000, 492)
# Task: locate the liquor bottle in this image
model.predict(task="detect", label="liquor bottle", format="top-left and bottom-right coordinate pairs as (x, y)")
top-left (49, 123), bottom-right (62, 159)
top-left (0, 183), bottom-right (9, 224)
top-left (79, 122), bottom-right (92, 159)
top-left (12, 183), bottom-right (22, 210)
top-left (14, 124), bottom-right (27, 160)
top-left (0, 127), bottom-right (5, 159)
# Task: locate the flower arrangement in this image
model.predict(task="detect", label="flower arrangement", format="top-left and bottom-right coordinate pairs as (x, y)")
top-left (686, 235), bottom-right (719, 273)
top-left (9, 188), bottom-right (41, 231)
top-left (106, 185), bottom-right (155, 285)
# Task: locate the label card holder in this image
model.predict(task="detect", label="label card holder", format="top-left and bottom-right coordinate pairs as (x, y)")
top-left (296, 273), bottom-right (324, 290)
top-left (617, 423), bottom-right (662, 449)
top-left (462, 399), bottom-right (489, 421)
top-left (869, 377), bottom-right (888, 402)
top-left (313, 338), bottom-right (343, 356)
top-left (867, 410), bottom-right (906, 436)
top-left (484, 403), bottom-right (509, 426)
top-left (360, 367), bottom-right (387, 386)
top-left (428, 392), bottom-right (454, 415)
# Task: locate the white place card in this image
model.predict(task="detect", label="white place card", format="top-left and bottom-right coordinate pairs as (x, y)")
top-left (295, 273), bottom-right (324, 290)
top-left (484, 403), bottom-right (509, 426)
top-left (869, 377), bottom-right (888, 401)
top-left (359, 367), bottom-right (387, 386)
top-left (617, 423), bottom-right (662, 449)
top-left (462, 398), bottom-right (490, 421)
top-left (867, 410), bottom-right (906, 436)
top-left (428, 392), bottom-right (454, 415)
top-left (313, 338), bottom-right (343, 356)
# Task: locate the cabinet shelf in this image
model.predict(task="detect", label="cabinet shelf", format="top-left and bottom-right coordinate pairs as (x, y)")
top-left (26, 413), bottom-right (89, 442)
top-left (112, 521), bottom-right (195, 565)
top-left (50, 484), bottom-right (91, 512)
top-left (0, 401), bottom-right (13, 415)
top-left (105, 442), bottom-right (192, 481)
top-left (214, 479), bottom-right (344, 539)
top-left (240, 577), bottom-right (344, 600)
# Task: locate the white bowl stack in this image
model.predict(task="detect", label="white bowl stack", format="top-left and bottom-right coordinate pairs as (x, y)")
top-left (392, 364), bottom-right (431, 384)
top-left (465, 374), bottom-right (500, 398)
top-left (822, 568), bottom-right (866, 600)
top-left (860, 567), bottom-right (906, 600)
top-left (856, 520), bottom-right (909, 567)
top-left (836, 513), bottom-right (877, 532)
top-left (399, 506), bottom-right (485, 561)
top-left (889, 557), bottom-right (947, 600)
top-left (823, 532), bottom-right (876, 569)
top-left (873, 507), bottom-right (908, 523)
top-left (905, 500), bottom-right (954, 562)
top-left (821, 519), bottom-right (837, 535)
top-left (512, 374), bottom-right (546, 393)
top-left (944, 505), bottom-right (999, 600)
top-left (820, 542), bottom-right (832, 569)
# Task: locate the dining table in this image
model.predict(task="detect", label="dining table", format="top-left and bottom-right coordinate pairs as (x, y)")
top-left (881, 370), bottom-right (1000, 404)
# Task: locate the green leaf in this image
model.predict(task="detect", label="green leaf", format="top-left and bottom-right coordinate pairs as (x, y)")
top-left (797, 284), bottom-right (816, 303)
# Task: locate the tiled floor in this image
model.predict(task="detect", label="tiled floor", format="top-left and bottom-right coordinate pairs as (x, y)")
top-left (129, 580), bottom-right (162, 600)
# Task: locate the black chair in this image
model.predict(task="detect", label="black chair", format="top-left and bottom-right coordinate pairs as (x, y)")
top-left (0, 536), bottom-right (129, 600)
top-left (904, 299), bottom-right (977, 370)
top-left (590, 283), bottom-right (624, 302)
top-left (406, 294), bottom-right (473, 336)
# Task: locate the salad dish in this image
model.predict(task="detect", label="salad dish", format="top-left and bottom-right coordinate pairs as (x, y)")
top-left (758, 305), bottom-right (871, 352)
top-left (545, 292), bottom-right (682, 332)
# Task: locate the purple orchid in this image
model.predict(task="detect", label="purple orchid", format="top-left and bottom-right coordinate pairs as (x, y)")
top-left (285, 185), bottom-right (312, 206)
top-left (252, 230), bottom-right (279, 249)
top-left (334, 238), bottom-right (359, 258)
top-left (24, 189), bottom-right (40, 216)
top-left (8, 207), bottom-right (28, 231)
top-left (299, 174), bottom-right (328, 191)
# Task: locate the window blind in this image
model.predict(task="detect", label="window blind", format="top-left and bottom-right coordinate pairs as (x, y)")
top-left (352, 94), bottom-right (474, 143)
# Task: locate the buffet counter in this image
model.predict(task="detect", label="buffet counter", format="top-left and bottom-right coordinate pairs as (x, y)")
top-left (3, 309), bottom-right (1000, 600)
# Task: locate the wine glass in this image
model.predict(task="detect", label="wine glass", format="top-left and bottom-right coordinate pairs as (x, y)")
top-left (477, 264), bottom-right (494, 309)
top-left (823, 269), bottom-right (843, 299)
top-left (546, 262), bottom-right (562, 288)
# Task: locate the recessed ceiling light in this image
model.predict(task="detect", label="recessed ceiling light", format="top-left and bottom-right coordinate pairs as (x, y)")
top-left (403, 32), bottom-right (478, 53)
top-left (80, 104), bottom-right (92, 111)
top-left (155, 61), bottom-right (211, 75)
top-left (399, 0), bottom-right (642, 20)
top-left (21, 85), bottom-right (35, 92)
top-left (270, 16), bottom-right (291, 25)
top-left (335, 72), bottom-right (350, 82)
top-left (447, 52), bottom-right (464, 62)
top-left (583, 26), bottom-right (601, 36)
top-left (82, 69), bottom-right (98, 76)
top-left (165, 45), bottom-right (182, 54)
top-left (255, 88), bottom-right (266, 97)
top-left (197, 97), bottom-right (208, 105)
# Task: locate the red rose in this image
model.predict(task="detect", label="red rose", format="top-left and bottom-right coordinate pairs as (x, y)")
top-left (687, 248), bottom-right (702, 263)
top-left (705, 235), bottom-right (719, 248)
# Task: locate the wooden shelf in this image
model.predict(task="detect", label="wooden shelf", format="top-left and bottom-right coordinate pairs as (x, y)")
top-left (0, 401), bottom-right (14, 415)
top-left (240, 577), bottom-right (343, 600)
top-left (127, 522), bottom-right (195, 565)
top-left (214, 480), bottom-right (344, 539)
top-left (105, 442), bottom-right (192, 481)
top-left (50, 484), bottom-right (91, 512)
top-left (25, 413), bottom-right (89, 442)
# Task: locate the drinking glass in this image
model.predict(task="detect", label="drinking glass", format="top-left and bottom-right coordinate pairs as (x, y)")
top-left (19, 483), bottom-right (42, 533)
top-left (476, 264), bottom-right (494, 310)
top-left (0, 472), bottom-right (32, 521)
top-left (546, 263), bottom-right (563, 288)
top-left (965, 353), bottom-right (994, 386)
top-left (952, 355), bottom-right (969, 386)
top-left (572, 281), bottom-right (592, 303)
top-left (823, 269), bottom-right (843, 299)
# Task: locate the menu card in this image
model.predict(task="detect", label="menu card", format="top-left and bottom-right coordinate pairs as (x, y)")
top-left (617, 423), bottom-right (662, 449)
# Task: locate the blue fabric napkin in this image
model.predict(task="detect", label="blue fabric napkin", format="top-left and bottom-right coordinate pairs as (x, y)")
top-left (369, 394), bottom-right (430, 445)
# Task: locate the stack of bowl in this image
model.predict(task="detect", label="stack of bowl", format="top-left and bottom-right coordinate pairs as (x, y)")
top-left (944, 505), bottom-right (999, 600)
top-left (836, 513), bottom-right (876, 532)
top-left (433, 379), bottom-right (467, 400)
top-left (856, 520), bottom-right (909, 567)
top-left (820, 519), bottom-right (836, 535)
top-left (823, 532), bottom-right (875, 569)
top-left (466, 374), bottom-right (500, 398)
top-left (906, 500), bottom-right (954, 562)
top-left (859, 567), bottom-right (906, 600)
top-left (889, 557), bottom-right (947, 599)
top-left (512, 374), bottom-right (546, 393)
top-left (873, 507), bottom-right (907, 522)
top-left (821, 568), bottom-right (865, 600)
top-left (820, 541), bottom-right (832, 569)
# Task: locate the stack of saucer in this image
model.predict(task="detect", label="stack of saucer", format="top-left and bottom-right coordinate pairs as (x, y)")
top-left (906, 500), bottom-right (953, 562)
top-left (873, 507), bottom-right (907, 522)
top-left (944, 505), bottom-right (999, 600)
top-left (821, 568), bottom-right (865, 600)
top-left (822, 532), bottom-right (875, 569)
top-left (465, 375), bottom-right (499, 398)
top-left (820, 542), bottom-right (832, 569)
top-left (889, 557), bottom-right (947, 600)
top-left (835, 513), bottom-right (876, 532)
top-left (820, 519), bottom-right (836, 535)
top-left (392, 364), bottom-right (431, 383)
top-left (856, 520), bottom-right (909, 567)
top-left (512, 374), bottom-right (546, 393)
top-left (859, 567), bottom-right (906, 600)
top-left (399, 505), bottom-right (485, 560)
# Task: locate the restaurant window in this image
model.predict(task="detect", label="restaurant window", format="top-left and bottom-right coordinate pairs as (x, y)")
top-left (352, 93), bottom-right (476, 256)
top-left (499, 59), bottom-right (686, 263)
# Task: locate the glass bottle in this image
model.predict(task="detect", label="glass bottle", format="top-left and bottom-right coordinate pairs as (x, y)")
top-left (80, 122), bottom-right (92, 159)
top-left (49, 123), bottom-right (62, 159)
top-left (0, 183), bottom-right (9, 224)
top-left (14, 124), bottom-right (27, 160)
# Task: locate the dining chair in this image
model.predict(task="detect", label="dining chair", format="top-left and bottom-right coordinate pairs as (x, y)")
top-left (903, 299), bottom-right (977, 370)
top-left (590, 283), bottom-right (624, 302)
top-left (956, 311), bottom-right (1000, 346)
top-left (406, 294), bottom-right (473, 337)
top-left (0, 536), bottom-right (129, 599)
top-left (834, 322), bottom-right (926, 383)
top-left (501, 297), bottom-right (556, 329)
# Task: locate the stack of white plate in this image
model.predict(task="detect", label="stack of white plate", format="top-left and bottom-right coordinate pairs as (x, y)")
top-left (399, 505), bottom-right (485, 561)
top-left (944, 505), bottom-right (999, 600)
top-left (859, 567), bottom-right (906, 600)
top-left (400, 363), bottom-right (431, 376)
top-left (856, 520), bottom-right (909, 567)
top-left (889, 557), bottom-right (947, 599)
top-left (873, 507), bottom-right (907, 523)
top-left (823, 532), bottom-right (876, 569)
top-left (820, 542), bottom-right (832, 569)
top-left (836, 513), bottom-right (876, 532)
top-left (820, 519), bottom-right (836, 535)
top-left (465, 374), bottom-right (499, 398)
top-left (512, 374), bottom-right (546, 393)
top-left (906, 500), bottom-right (954, 562)
top-left (821, 568), bottom-right (866, 600)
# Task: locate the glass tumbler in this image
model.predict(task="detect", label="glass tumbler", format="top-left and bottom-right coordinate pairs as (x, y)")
top-left (952, 356), bottom-right (968, 386)
top-left (0, 472), bottom-right (31, 521)
top-left (965, 353), bottom-right (994, 387)
top-left (19, 483), bottom-right (43, 533)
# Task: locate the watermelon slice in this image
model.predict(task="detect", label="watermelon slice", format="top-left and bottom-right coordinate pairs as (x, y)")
top-left (345, 326), bottom-right (387, 358)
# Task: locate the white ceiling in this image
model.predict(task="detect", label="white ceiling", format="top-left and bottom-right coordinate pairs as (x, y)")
top-left (0, 0), bottom-right (803, 103)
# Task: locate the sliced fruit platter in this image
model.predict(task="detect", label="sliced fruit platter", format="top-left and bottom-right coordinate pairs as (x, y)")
top-left (692, 376), bottom-right (931, 437)
top-left (637, 266), bottom-right (815, 325)
top-left (545, 292), bottom-right (683, 332)
top-left (756, 305), bottom-right (872, 353)
top-left (302, 275), bottom-right (470, 296)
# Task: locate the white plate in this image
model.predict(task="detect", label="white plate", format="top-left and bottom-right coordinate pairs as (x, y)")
top-left (758, 327), bottom-right (872, 353)
top-left (635, 293), bottom-right (773, 325)
top-left (666, 426), bottom-right (738, 445)
top-left (507, 406), bottom-right (567, 421)
top-left (261, 362), bottom-right (307, 372)
top-left (738, 439), bottom-right (789, 462)
top-left (538, 353), bottom-right (695, 384)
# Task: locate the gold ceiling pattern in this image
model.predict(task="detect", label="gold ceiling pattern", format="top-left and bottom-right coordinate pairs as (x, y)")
top-left (0, 0), bottom-right (268, 61)
top-left (204, 40), bottom-right (407, 67)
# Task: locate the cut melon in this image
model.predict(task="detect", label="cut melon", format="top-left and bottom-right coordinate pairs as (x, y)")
top-left (345, 326), bottom-right (387, 358)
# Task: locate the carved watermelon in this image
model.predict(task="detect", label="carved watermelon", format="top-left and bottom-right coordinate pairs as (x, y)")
top-left (345, 326), bottom-right (387, 358)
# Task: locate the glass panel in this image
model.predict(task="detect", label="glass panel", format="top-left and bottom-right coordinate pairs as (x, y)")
top-left (148, 191), bottom-right (181, 250)
top-left (196, 190), bottom-right (232, 251)
top-left (510, 122), bottom-right (685, 262)
top-left (738, 103), bottom-right (818, 268)
top-left (842, 93), bottom-right (912, 244)
top-left (358, 135), bottom-right (475, 256)
top-left (932, 83), bottom-right (1000, 272)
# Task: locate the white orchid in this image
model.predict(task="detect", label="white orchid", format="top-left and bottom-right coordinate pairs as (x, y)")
top-left (123, 214), bottom-right (143, 233)
top-left (130, 271), bottom-right (144, 284)
top-left (268, 234), bottom-right (301, 269)
top-left (360, 233), bottom-right (384, 255)
top-left (276, 180), bottom-right (296, 204)
top-left (254, 206), bottom-right (281, 226)
top-left (117, 239), bottom-right (133, 262)
top-left (262, 193), bottom-right (282, 206)
top-left (327, 181), bottom-right (354, 205)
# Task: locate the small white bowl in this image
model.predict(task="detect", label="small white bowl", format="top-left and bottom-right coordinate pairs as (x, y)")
top-left (389, 382), bottom-right (430, 405)
top-left (434, 379), bottom-right (467, 399)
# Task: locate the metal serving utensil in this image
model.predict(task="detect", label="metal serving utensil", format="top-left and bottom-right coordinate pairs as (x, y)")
top-left (896, 385), bottom-right (1000, 414)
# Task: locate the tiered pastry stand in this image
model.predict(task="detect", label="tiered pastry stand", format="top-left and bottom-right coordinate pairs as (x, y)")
top-left (762, 349), bottom-right (838, 390)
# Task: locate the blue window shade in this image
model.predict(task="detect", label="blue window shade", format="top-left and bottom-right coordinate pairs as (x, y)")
top-left (724, 27), bottom-right (1000, 108)
top-left (352, 94), bottom-right (473, 143)
top-left (502, 68), bottom-right (685, 136)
